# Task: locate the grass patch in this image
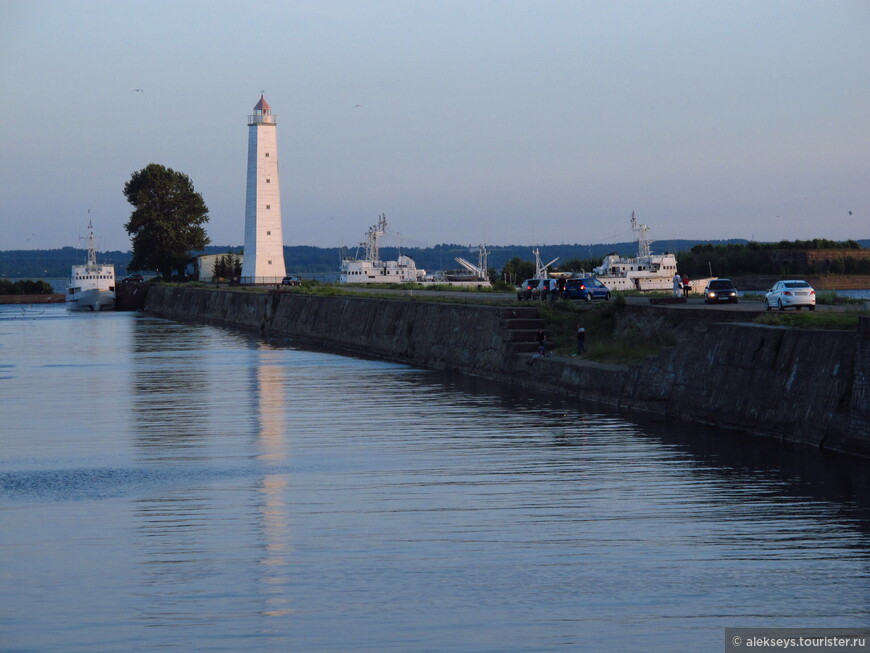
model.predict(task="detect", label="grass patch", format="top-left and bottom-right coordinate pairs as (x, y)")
top-left (276, 281), bottom-right (517, 306)
top-left (753, 311), bottom-right (860, 330)
top-left (315, 281), bottom-right (498, 293)
top-left (539, 296), bottom-right (675, 364)
top-left (742, 290), bottom-right (864, 306)
top-left (815, 290), bottom-right (865, 306)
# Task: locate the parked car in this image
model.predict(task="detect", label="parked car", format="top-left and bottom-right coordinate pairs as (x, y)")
top-left (532, 279), bottom-right (561, 300)
top-left (564, 277), bottom-right (611, 302)
top-left (517, 278), bottom-right (541, 300)
top-left (120, 274), bottom-right (144, 283)
top-left (281, 276), bottom-right (301, 286)
top-left (703, 278), bottom-right (738, 304)
top-left (765, 280), bottom-right (816, 311)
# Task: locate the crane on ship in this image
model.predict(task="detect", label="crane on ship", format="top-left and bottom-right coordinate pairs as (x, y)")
top-left (532, 247), bottom-right (559, 280)
top-left (454, 244), bottom-right (490, 281)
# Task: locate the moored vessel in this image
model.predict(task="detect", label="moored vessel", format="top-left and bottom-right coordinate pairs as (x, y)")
top-left (340, 214), bottom-right (426, 284)
top-left (66, 221), bottom-right (115, 311)
top-left (594, 212), bottom-right (713, 292)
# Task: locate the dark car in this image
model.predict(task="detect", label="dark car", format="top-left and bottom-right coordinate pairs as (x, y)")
top-left (564, 277), bottom-right (611, 302)
top-left (703, 278), bottom-right (738, 304)
top-left (121, 274), bottom-right (144, 283)
top-left (517, 278), bottom-right (541, 301)
top-left (281, 276), bottom-right (301, 286)
top-left (532, 279), bottom-right (561, 300)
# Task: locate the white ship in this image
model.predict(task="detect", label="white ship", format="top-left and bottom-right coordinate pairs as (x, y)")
top-left (340, 214), bottom-right (426, 284)
top-left (593, 212), bottom-right (712, 292)
top-left (66, 221), bottom-right (115, 311)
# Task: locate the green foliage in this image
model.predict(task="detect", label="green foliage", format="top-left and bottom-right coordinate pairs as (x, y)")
top-left (5, 238), bottom-right (870, 280)
top-left (557, 258), bottom-right (599, 274)
top-left (124, 163), bottom-right (210, 278)
top-left (539, 300), bottom-right (674, 364)
top-left (490, 279), bottom-right (514, 292)
top-left (678, 240), bottom-right (869, 277)
top-left (212, 252), bottom-right (243, 280)
top-left (500, 257), bottom-right (535, 286)
top-left (0, 248), bottom-right (132, 279)
top-left (753, 312), bottom-right (860, 330)
top-left (814, 291), bottom-right (865, 306)
top-left (419, 283), bottom-right (497, 292)
top-left (0, 279), bottom-right (54, 295)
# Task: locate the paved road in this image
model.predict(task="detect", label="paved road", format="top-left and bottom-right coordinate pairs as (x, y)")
top-left (338, 286), bottom-right (859, 313)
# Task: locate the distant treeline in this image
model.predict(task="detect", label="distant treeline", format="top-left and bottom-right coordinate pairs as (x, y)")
top-left (747, 238), bottom-right (863, 250)
top-left (0, 279), bottom-right (54, 295)
top-left (0, 241), bottom-right (735, 278)
top-left (677, 241), bottom-right (870, 277)
top-left (0, 247), bottom-right (133, 279)
top-left (3, 239), bottom-right (869, 280)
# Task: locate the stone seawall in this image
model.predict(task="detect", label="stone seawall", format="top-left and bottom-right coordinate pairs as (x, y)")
top-left (145, 286), bottom-right (870, 457)
top-left (622, 322), bottom-right (868, 455)
top-left (0, 294), bottom-right (65, 304)
top-left (146, 286), bottom-right (522, 378)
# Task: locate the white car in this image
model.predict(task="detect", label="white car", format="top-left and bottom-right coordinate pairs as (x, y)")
top-left (765, 280), bottom-right (816, 311)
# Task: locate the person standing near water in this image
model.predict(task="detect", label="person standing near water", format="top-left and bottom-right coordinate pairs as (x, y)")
top-left (576, 322), bottom-right (586, 355)
top-left (673, 272), bottom-right (682, 298)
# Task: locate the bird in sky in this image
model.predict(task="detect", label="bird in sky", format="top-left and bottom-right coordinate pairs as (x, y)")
top-left (133, 88), bottom-right (144, 93)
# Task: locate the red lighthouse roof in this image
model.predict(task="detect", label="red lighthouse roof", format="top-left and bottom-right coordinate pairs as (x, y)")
top-left (254, 94), bottom-right (271, 113)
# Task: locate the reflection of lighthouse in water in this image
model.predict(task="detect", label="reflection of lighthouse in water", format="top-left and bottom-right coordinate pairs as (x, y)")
top-left (251, 344), bottom-right (293, 617)
top-left (241, 94), bottom-right (287, 283)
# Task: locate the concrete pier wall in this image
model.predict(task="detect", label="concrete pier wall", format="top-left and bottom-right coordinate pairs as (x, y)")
top-left (145, 286), bottom-right (870, 457)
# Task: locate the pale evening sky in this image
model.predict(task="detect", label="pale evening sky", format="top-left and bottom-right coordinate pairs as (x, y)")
top-left (1, 0), bottom-right (868, 252)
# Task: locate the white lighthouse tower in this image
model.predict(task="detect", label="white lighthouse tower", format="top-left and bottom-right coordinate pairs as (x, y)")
top-left (241, 94), bottom-right (286, 283)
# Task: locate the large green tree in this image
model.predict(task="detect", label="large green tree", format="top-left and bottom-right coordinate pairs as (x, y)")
top-left (124, 163), bottom-right (210, 278)
top-left (500, 257), bottom-right (535, 285)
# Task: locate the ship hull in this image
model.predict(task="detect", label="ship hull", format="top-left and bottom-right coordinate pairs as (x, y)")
top-left (597, 275), bottom-right (714, 293)
top-left (66, 288), bottom-right (115, 311)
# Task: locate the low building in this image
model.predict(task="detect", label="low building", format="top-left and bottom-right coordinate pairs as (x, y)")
top-left (197, 253), bottom-right (244, 282)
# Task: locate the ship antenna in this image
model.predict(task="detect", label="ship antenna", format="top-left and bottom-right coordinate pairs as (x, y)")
top-left (630, 210), bottom-right (651, 259)
top-left (82, 219), bottom-right (97, 267)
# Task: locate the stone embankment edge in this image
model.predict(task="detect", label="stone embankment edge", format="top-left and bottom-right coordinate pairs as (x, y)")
top-left (0, 294), bottom-right (65, 304)
top-left (144, 286), bottom-right (870, 459)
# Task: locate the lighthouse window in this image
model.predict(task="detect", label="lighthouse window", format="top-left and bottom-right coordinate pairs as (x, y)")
top-left (266, 205), bottom-right (270, 209)
top-left (267, 230), bottom-right (271, 235)
top-left (268, 260), bottom-right (272, 265)
top-left (265, 152), bottom-right (270, 157)
top-left (266, 178), bottom-right (270, 183)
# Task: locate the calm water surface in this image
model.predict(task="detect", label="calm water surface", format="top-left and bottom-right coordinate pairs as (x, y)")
top-left (2, 304), bottom-right (869, 652)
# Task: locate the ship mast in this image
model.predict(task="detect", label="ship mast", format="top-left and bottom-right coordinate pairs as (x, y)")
top-left (477, 244), bottom-right (489, 279)
top-left (630, 211), bottom-right (651, 259)
top-left (85, 220), bottom-right (97, 267)
top-left (364, 214), bottom-right (387, 264)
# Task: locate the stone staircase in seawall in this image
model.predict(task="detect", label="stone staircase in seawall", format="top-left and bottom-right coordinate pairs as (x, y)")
top-left (500, 306), bottom-right (547, 355)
